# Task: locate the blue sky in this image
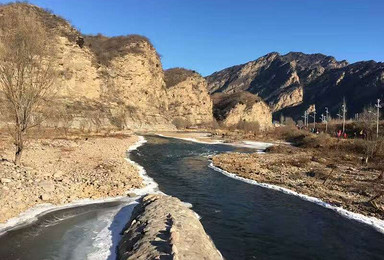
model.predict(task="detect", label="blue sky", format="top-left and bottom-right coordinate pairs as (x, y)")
top-left (3, 0), bottom-right (383, 76)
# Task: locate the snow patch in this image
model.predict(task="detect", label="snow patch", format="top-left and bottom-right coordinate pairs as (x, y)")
top-left (126, 136), bottom-right (159, 196)
top-left (156, 133), bottom-right (224, 144)
top-left (87, 200), bottom-right (139, 260)
top-left (156, 133), bottom-right (274, 150)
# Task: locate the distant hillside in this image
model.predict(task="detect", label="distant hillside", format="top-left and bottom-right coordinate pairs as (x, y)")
top-left (206, 52), bottom-right (384, 120)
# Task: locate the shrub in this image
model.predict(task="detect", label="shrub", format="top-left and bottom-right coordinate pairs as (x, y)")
top-left (236, 120), bottom-right (260, 133)
top-left (284, 117), bottom-right (296, 127)
top-left (172, 117), bottom-right (190, 129)
top-left (164, 68), bottom-right (200, 88)
top-left (84, 34), bottom-right (157, 65)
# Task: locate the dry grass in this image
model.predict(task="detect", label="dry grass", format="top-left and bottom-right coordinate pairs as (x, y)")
top-left (172, 117), bottom-right (192, 130)
top-left (212, 91), bottom-right (263, 121)
top-left (84, 34), bottom-right (157, 65)
top-left (164, 68), bottom-right (200, 88)
top-left (0, 2), bottom-right (80, 42)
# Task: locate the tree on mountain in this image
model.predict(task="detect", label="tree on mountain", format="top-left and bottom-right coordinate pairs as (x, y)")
top-left (0, 10), bottom-right (56, 165)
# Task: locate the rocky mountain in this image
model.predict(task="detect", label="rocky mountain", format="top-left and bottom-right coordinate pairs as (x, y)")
top-left (0, 3), bottom-right (175, 131)
top-left (212, 91), bottom-right (272, 130)
top-left (206, 52), bottom-right (384, 120)
top-left (0, 3), bottom-right (216, 132)
top-left (164, 68), bottom-right (213, 127)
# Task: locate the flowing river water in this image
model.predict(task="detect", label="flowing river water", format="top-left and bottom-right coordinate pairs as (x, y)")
top-left (0, 135), bottom-right (383, 260)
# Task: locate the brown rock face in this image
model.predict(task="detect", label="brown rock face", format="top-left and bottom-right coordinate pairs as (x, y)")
top-left (165, 68), bottom-right (213, 127)
top-left (0, 3), bottom-right (173, 131)
top-left (212, 91), bottom-right (272, 130)
top-left (206, 52), bottom-right (384, 120)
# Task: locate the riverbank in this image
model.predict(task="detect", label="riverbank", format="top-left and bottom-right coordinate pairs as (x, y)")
top-left (156, 131), bottom-right (223, 144)
top-left (212, 145), bottom-right (384, 220)
top-left (0, 134), bottom-right (142, 223)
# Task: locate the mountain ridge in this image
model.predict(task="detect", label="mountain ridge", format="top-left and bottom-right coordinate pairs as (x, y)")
top-left (206, 52), bottom-right (384, 120)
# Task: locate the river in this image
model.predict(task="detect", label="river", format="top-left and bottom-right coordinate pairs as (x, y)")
top-left (0, 135), bottom-right (383, 260)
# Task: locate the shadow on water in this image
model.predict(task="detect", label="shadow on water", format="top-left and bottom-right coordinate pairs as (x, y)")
top-left (131, 135), bottom-right (384, 260)
top-left (0, 200), bottom-right (136, 260)
top-left (106, 202), bottom-right (137, 260)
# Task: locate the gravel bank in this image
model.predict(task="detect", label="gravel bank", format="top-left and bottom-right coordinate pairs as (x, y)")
top-left (212, 147), bottom-right (384, 220)
top-left (0, 136), bottom-right (142, 223)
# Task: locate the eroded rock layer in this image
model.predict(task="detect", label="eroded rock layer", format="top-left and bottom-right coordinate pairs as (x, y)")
top-left (212, 91), bottom-right (272, 130)
top-left (165, 68), bottom-right (213, 127)
top-left (0, 3), bottom-right (173, 131)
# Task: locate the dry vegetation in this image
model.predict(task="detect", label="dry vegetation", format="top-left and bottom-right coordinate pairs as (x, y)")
top-left (84, 34), bottom-right (157, 65)
top-left (0, 2), bottom-right (80, 43)
top-left (164, 68), bottom-right (200, 88)
top-left (212, 91), bottom-right (263, 121)
top-left (212, 124), bottom-right (384, 218)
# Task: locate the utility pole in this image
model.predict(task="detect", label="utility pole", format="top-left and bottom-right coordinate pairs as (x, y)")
top-left (376, 98), bottom-right (382, 138)
top-left (302, 111), bottom-right (308, 128)
top-left (310, 106), bottom-right (317, 129)
top-left (320, 114), bottom-right (325, 128)
top-left (325, 107), bottom-right (329, 132)
top-left (342, 98), bottom-right (347, 133)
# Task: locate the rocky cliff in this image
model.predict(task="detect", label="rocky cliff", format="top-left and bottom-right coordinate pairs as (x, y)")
top-left (0, 3), bottom-right (173, 131)
top-left (165, 68), bottom-right (213, 127)
top-left (206, 52), bottom-right (383, 120)
top-left (212, 91), bottom-right (272, 130)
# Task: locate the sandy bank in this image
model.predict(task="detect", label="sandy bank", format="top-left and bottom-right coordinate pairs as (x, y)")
top-left (156, 131), bottom-right (223, 144)
top-left (0, 135), bottom-right (142, 223)
top-left (118, 194), bottom-right (222, 260)
top-left (156, 131), bottom-right (274, 150)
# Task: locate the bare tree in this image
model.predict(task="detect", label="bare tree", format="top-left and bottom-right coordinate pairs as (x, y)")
top-left (359, 106), bottom-right (376, 138)
top-left (0, 10), bottom-right (56, 164)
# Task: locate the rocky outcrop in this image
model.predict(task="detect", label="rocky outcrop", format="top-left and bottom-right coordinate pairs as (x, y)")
top-left (165, 68), bottom-right (213, 127)
top-left (118, 194), bottom-right (223, 260)
top-left (273, 86), bottom-right (303, 111)
top-left (0, 3), bottom-right (174, 131)
top-left (88, 35), bottom-right (170, 130)
top-left (212, 92), bottom-right (272, 130)
top-left (206, 52), bottom-right (384, 120)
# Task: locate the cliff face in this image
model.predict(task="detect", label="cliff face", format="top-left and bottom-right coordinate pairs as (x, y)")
top-left (165, 68), bottom-right (213, 126)
top-left (0, 3), bottom-right (174, 131)
top-left (212, 92), bottom-right (272, 130)
top-left (86, 35), bottom-right (170, 130)
top-left (207, 52), bottom-right (382, 120)
top-left (207, 52), bottom-right (384, 120)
